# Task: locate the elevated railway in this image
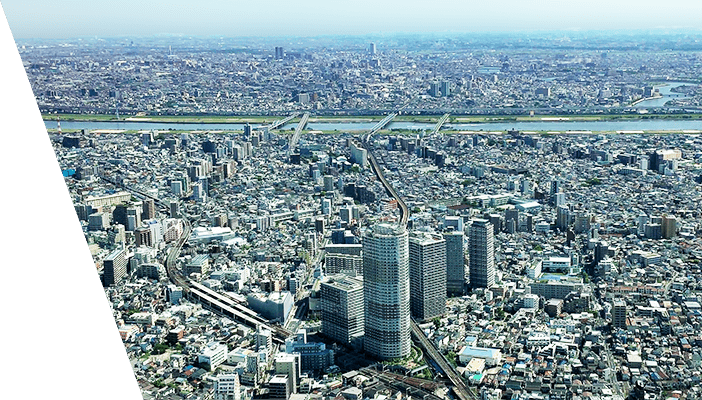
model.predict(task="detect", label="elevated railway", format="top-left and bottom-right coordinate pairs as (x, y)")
top-left (359, 110), bottom-right (476, 400)
top-left (102, 175), bottom-right (293, 342)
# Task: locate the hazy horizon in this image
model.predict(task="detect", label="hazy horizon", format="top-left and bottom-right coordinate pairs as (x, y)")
top-left (4, 0), bottom-right (702, 40)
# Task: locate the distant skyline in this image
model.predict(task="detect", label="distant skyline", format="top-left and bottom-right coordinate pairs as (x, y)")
top-left (3, 0), bottom-right (702, 40)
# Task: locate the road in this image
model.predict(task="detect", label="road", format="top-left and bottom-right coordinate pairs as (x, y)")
top-left (267, 112), bottom-right (299, 130)
top-left (432, 113), bottom-right (450, 135)
top-left (288, 112), bottom-right (309, 156)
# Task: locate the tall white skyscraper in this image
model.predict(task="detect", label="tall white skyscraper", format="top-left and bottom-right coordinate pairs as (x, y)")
top-left (468, 219), bottom-right (495, 289)
top-left (362, 223), bottom-right (410, 360)
top-left (409, 232), bottom-right (446, 321)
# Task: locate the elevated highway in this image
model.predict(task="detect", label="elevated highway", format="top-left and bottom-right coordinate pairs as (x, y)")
top-left (267, 112), bottom-right (299, 130)
top-left (432, 113), bottom-right (450, 135)
top-left (288, 112), bottom-right (309, 156)
top-left (369, 112), bottom-right (397, 135)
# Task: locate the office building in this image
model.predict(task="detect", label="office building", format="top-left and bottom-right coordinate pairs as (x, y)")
top-left (171, 180), bottom-right (183, 196)
top-left (275, 353), bottom-right (300, 394)
top-left (441, 81), bottom-right (451, 97)
top-left (444, 229), bottom-right (466, 296)
top-left (142, 198), bottom-right (156, 220)
top-left (552, 192), bottom-right (565, 207)
top-left (113, 203), bottom-right (141, 232)
top-left (268, 375), bottom-right (290, 399)
top-left (550, 179), bottom-right (562, 196)
top-left (198, 342), bottom-right (228, 371)
top-left (613, 300), bottom-right (627, 329)
top-left (468, 219), bottom-right (495, 289)
top-left (323, 175), bottom-right (334, 192)
top-left (321, 274), bottom-right (364, 345)
top-left (170, 200), bottom-right (180, 218)
top-left (88, 212), bottom-right (109, 231)
top-left (649, 149), bottom-right (682, 173)
top-left (275, 46), bottom-right (284, 60)
top-left (369, 42), bottom-right (376, 55)
top-left (429, 82), bottom-right (441, 97)
top-left (284, 329), bottom-right (334, 372)
top-left (247, 292), bottom-right (293, 324)
top-left (505, 209), bottom-right (519, 227)
top-left (363, 223), bottom-right (411, 360)
top-left (214, 373), bottom-right (241, 400)
top-left (409, 232), bottom-right (446, 321)
top-left (444, 216), bottom-right (464, 232)
top-left (134, 226), bottom-right (153, 247)
top-left (556, 205), bottom-right (570, 231)
top-left (103, 247), bottom-right (127, 287)
top-left (167, 284), bottom-right (183, 305)
top-left (186, 254), bottom-right (210, 276)
top-left (662, 215), bottom-right (677, 239)
top-left (644, 223), bottom-right (662, 240)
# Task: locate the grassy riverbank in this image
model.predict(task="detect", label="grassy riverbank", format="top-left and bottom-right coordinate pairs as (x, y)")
top-left (43, 112), bottom-right (702, 124)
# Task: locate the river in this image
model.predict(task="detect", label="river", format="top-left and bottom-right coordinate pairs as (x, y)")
top-left (633, 82), bottom-right (691, 108)
top-left (44, 118), bottom-right (702, 133)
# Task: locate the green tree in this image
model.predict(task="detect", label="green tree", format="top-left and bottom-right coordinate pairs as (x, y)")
top-left (446, 351), bottom-right (457, 368)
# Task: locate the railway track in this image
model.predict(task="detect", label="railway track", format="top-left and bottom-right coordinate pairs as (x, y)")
top-left (358, 114), bottom-right (477, 400)
top-left (102, 174), bottom-right (293, 342)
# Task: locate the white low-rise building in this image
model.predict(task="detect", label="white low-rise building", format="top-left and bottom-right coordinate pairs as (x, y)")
top-left (527, 332), bottom-right (551, 347)
top-left (458, 346), bottom-right (502, 366)
top-left (199, 342), bottom-right (228, 370)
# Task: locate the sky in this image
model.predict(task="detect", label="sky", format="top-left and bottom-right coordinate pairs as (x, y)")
top-left (3, 0), bottom-right (702, 39)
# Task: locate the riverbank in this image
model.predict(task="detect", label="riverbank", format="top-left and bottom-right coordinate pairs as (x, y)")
top-left (43, 112), bottom-right (702, 124)
top-left (46, 128), bottom-right (702, 136)
top-left (630, 96), bottom-right (664, 106)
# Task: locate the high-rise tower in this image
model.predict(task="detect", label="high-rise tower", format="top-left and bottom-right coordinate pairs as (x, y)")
top-left (321, 274), bottom-right (364, 345)
top-left (409, 232), bottom-right (446, 321)
top-left (444, 229), bottom-right (466, 296)
top-left (362, 223), bottom-right (410, 360)
top-left (612, 300), bottom-right (627, 329)
top-left (103, 247), bottom-right (127, 287)
top-left (468, 219), bottom-right (495, 289)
